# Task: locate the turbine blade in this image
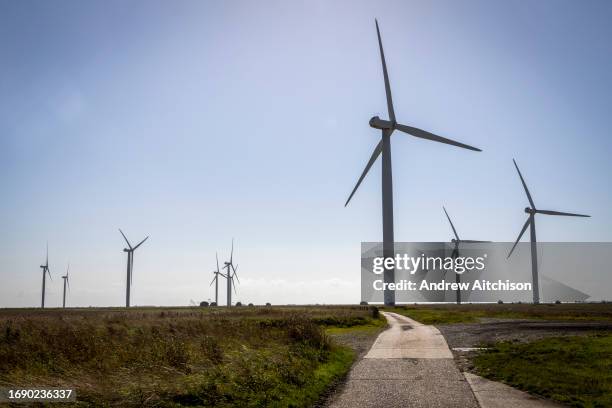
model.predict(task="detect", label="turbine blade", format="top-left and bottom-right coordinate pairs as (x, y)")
top-left (210, 275), bottom-right (216, 286)
top-left (216, 252), bottom-right (220, 273)
top-left (119, 229), bottom-right (133, 249)
top-left (443, 206), bottom-right (459, 241)
top-left (507, 217), bottom-right (531, 258)
top-left (395, 123), bottom-right (481, 151)
top-left (232, 265), bottom-right (239, 284)
top-left (133, 236), bottom-right (149, 250)
top-left (46, 242), bottom-right (49, 266)
top-left (513, 159), bottom-right (535, 209)
top-left (232, 278), bottom-right (237, 295)
top-left (230, 239), bottom-right (234, 264)
top-left (536, 210), bottom-right (590, 217)
top-left (375, 19), bottom-right (395, 123)
top-left (345, 140), bottom-right (383, 207)
top-left (460, 240), bottom-right (491, 243)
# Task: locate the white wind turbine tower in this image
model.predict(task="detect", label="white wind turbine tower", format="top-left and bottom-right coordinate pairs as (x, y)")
top-left (223, 240), bottom-right (239, 307)
top-left (442, 207), bottom-right (489, 304)
top-left (345, 20), bottom-right (481, 305)
top-left (210, 252), bottom-right (226, 306)
top-left (40, 243), bottom-right (51, 308)
top-left (508, 159), bottom-right (590, 303)
top-left (119, 229), bottom-right (149, 307)
top-left (61, 264), bottom-right (71, 308)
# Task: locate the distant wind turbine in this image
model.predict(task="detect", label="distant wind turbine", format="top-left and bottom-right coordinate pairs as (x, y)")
top-left (223, 240), bottom-right (239, 307)
top-left (507, 159), bottom-right (590, 303)
top-left (61, 264), bottom-right (70, 308)
top-left (210, 252), bottom-right (226, 306)
top-left (39, 243), bottom-right (51, 308)
top-left (345, 19), bottom-right (482, 305)
top-left (443, 207), bottom-right (489, 304)
top-left (119, 229), bottom-right (149, 307)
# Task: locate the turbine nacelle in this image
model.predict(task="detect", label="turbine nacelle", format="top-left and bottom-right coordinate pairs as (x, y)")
top-left (524, 207), bottom-right (535, 214)
top-left (369, 116), bottom-right (394, 130)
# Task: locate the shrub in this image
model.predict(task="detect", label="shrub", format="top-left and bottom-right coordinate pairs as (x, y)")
top-left (199, 301), bottom-right (209, 307)
top-left (286, 317), bottom-right (329, 350)
top-left (359, 301), bottom-right (368, 305)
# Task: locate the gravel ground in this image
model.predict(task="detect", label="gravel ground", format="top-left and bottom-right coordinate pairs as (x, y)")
top-left (437, 318), bottom-right (612, 371)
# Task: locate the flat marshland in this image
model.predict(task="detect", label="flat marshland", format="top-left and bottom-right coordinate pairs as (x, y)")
top-left (0, 306), bottom-right (384, 407)
top-left (3, 303), bottom-right (611, 407)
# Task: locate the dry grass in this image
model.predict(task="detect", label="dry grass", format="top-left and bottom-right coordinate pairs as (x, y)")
top-left (0, 306), bottom-right (379, 407)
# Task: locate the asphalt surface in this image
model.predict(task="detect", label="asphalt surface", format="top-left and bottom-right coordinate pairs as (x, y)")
top-left (329, 312), bottom-right (479, 408)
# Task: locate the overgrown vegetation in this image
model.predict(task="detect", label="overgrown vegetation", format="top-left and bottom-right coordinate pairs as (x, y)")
top-left (0, 306), bottom-right (380, 407)
top-left (382, 303), bottom-right (612, 325)
top-left (473, 334), bottom-right (612, 408)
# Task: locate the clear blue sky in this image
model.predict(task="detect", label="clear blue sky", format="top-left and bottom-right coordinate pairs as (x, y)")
top-left (1, 0), bottom-right (611, 307)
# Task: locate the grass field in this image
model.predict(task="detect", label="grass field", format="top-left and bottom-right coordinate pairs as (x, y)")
top-left (381, 303), bottom-right (612, 325)
top-left (473, 334), bottom-right (612, 408)
top-left (0, 306), bottom-right (382, 407)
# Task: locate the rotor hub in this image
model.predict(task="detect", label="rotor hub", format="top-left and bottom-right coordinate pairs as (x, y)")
top-left (369, 116), bottom-right (393, 130)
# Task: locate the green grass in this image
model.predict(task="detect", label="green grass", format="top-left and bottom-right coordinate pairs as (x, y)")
top-left (325, 315), bottom-right (387, 335)
top-left (278, 346), bottom-right (355, 408)
top-left (473, 334), bottom-right (612, 408)
top-left (0, 306), bottom-right (379, 407)
top-left (381, 303), bottom-right (612, 325)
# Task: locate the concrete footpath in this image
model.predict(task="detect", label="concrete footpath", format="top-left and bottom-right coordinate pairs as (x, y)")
top-left (329, 312), bottom-right (478, 407)
top-left (328, 311), bottom-right (564, 408)
top-left (464, 372), bottom-right (564, 408)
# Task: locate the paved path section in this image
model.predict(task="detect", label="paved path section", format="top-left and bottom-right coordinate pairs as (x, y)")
top-left (329, 312), bottom-right (479, 408)
top-left (365, 312), bottom-right (453, 359)
top-left (464, 372), bottom-right (564, 408)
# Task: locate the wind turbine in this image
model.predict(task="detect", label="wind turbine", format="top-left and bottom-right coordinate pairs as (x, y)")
top-left (61, 264), bottom-right (70, 308)
top-left (209, 252), bottom-right (226, 306)
top-left (443, 207), bottom-right (489, 304)
top-left (507, 159), bottom-right (590, 304)
top-left (39, 243), bottom-right (51, 308)
top-left (119, 229), bottom-right (149, 307)
top-left (223, 240), bottom-right (239, 307)
top-left (345, 19), bottom-right (482, 305)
